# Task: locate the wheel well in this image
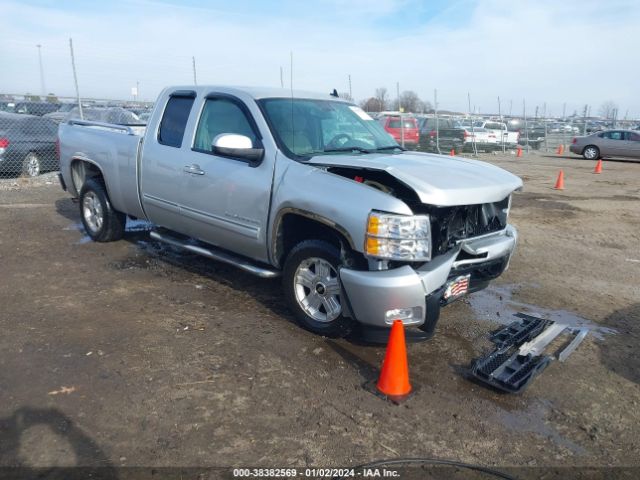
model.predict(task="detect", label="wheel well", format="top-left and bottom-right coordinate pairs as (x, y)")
top-left (70, 159), bottom-right (104, 194)
top-left (274, 213), bottom-right (363, 268)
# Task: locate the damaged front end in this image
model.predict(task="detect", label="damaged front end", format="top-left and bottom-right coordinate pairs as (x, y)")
top-left (324, 163), bottom-right (520, 333)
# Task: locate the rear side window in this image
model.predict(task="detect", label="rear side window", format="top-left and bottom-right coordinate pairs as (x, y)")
top-left (158, 95), bottom-right (195, 148)
top-left (603, 131), bottom-right (623, 140)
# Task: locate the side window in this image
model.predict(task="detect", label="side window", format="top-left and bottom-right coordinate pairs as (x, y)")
top-left (158, 95), bottom-right (195, 148)
top-left (194, 98), bottom-right (258, 152)
top-left (626, 132), bottom-right (640, 141)
top-left (609, 131), bottom-right (623, 140)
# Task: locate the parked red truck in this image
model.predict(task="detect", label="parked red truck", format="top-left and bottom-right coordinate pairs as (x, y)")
top-left (379, 115), bottom-right (420, 149)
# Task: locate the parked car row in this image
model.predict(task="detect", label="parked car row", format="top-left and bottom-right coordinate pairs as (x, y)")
top-left (0, 112), bottom-right (58, 177)
top-left (0, 101), bottom-right (154, 177)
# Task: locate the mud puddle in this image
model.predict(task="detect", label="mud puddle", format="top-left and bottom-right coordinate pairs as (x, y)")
top-left (495, 400), bottom-right (588, 456)
top-left (66, 219), bottom-right (154, 245)
top-left (468, 284), bottom-right (616, 340)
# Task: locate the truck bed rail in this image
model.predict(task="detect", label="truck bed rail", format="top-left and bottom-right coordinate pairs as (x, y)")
top-left (67, 119), bottom-right (141, 136)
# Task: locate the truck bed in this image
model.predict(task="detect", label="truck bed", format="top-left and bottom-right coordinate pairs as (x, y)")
top-left (58, 120), bottom-right (146, 219)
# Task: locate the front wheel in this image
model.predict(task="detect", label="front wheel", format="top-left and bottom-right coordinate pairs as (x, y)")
top-left (282, 240), bottom-right (354, 337)
top-left (583, 145), bottom-right (600, 160)
top-left (79, 178), bottom-right (126, 242)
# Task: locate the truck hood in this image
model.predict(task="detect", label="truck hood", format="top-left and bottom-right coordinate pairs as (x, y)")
top-left (307, 151), bottom-right (523, 206)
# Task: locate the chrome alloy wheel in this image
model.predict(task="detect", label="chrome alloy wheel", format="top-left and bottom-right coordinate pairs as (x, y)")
top-left (82, 191), bottom-right (104, 233)
top-left (24, 153), bottom-right (40, 177)
top-left (293, 257), bottom-right (342, 323)
top-left (584, 146), bottom-right (598, 159)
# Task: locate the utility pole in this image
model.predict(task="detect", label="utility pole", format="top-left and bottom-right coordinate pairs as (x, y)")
top-left (397, 82), bottom-right (404, 147)
top-left (543, 102), bottom-right (548, 152)
top-left (192, 56), bottom-right (197, 85)
top-left (523, 99), bottom-right (529, 152)
top-left (434, 88), bottom-right (440, 153)
top-left (348, 74), bottom-right (352, 100)
top-left (36, 44), bottom-right (46, 97)
top-left (469, 92), bottom-right (477, 156)
top-left (280, 66), bottom-right (284, 88)
top-left (498, 96), bottom-right (505, 152)
top-left (136, 81), bottom-right (140, 101)
top-left (562, 102), bottom-right (566, 120)
top-left (68, 38), bottom-right (83, 120)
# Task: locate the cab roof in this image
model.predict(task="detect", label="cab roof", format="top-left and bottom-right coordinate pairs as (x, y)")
top-left (165, 85), bottom-right (352, 102)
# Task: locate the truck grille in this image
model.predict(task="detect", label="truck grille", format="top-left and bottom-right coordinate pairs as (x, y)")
top-left (416, 196), bottom-right (510, 256)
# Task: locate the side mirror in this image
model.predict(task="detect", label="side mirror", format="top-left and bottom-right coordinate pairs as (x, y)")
top-left (212, 133), bottom-right (264, 164)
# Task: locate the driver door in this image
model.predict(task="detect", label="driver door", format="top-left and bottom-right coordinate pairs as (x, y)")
top-left (180, 95), bottom-right (275, 262)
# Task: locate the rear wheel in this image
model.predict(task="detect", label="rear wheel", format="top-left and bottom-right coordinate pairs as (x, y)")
top-left (583, 145), bottom-right (600, 160)
top-left (22, 152), bottom-right (41, 177)
top-left (79, 178), bottom-right (126, 242)
top-left (283, 240), bottom-right (354, 337)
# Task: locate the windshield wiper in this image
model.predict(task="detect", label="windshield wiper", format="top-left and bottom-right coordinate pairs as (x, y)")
top-left (376, 145), bottom-right (405, 151)
top-left (323, 146), bottom-right (374, 154)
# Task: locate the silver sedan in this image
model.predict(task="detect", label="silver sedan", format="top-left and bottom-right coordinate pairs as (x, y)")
top-left (570, 129), bottom-right (640, 160)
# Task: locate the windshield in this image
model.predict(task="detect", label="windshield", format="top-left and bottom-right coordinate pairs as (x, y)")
top-left (259, 98), bottom-right (400, 158)
top-left (388, 119), bottom-right (417, 129)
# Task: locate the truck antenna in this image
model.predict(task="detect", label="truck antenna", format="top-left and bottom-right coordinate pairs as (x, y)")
top-left (290, 51), bottom-right (294, 154)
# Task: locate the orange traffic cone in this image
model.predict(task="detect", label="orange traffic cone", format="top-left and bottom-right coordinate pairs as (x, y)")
top-left (450, 149), bottom-right (455, 156)
top-left (516, 147), bottom-right (523, 157)
top-left (376, 320), bottom-right (412, 402)
top-left (556, 145), bottom-right (564, 155)
top-left (554, 170), bottom-right (565, 190)
top-left (594, 159), bottom-right (603, 174)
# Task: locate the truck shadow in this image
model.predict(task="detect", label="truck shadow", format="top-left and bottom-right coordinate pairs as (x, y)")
top-left (56, 197), bottom-right (410, 347)
top-left (597, 303), bottom-right (640, 386)
top-left (0, 406), bottom-right (117, 478)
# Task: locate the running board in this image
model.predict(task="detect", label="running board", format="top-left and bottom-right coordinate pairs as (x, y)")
top-left (149, 230), bottom-right (281, 279)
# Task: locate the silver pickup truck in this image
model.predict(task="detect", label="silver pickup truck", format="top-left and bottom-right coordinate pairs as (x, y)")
top-left (58, 86), bottom-right (522, 338)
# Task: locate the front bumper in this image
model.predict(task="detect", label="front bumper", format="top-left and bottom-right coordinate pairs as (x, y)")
top-left (339, 224), bottom-right (518, 328)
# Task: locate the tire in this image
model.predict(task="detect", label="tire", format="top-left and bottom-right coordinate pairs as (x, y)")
top-left (583, 145), bottom-right (600, 160)
top-left (282, 239), bottom-right (354, 337)
top-left (79, 178), bottom-right (126, 242)
top-left (22, 152), bottom-right (41, 177)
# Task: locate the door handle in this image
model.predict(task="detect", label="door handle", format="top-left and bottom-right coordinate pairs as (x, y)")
top-left (183, 164), bottom-right (205, 175)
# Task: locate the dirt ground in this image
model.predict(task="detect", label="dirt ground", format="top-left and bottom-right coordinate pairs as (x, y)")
top-left (0, 152), bottom-right (638, 478)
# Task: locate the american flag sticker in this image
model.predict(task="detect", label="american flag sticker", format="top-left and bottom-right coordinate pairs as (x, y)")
top-left (444, 274), bottom-right (471, 300)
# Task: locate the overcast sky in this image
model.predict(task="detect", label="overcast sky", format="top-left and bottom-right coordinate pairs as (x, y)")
top-left (1, 0), bottom-right (638, 117)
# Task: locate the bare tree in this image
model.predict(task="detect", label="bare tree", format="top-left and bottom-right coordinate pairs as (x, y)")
top-left (374, 87), bottom-right (388, 111)
top-left (360, 97), bottom-right (382, 112)
top-left (388, 90), bottom-right (432, 113)
top-left (339, 92), bottom-right (353, 102)
top-left (599, 100), bottom-right (618, 119)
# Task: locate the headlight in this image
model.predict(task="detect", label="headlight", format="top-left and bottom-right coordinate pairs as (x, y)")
top-left (365, 212), bottom-right (431, 261)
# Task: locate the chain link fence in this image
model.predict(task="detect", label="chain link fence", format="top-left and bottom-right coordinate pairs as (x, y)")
top-left (1, 88), bottom-right (638, 179)
top-left (0, 94), bottom-right (151, 178)
top-left (376, 109), bottom-right (638, 158)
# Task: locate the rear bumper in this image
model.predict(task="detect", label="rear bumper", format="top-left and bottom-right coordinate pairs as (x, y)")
top-left (569, 145), bottom-right (581, 154)
top-left (340, 225), bottom-right (518, 328)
